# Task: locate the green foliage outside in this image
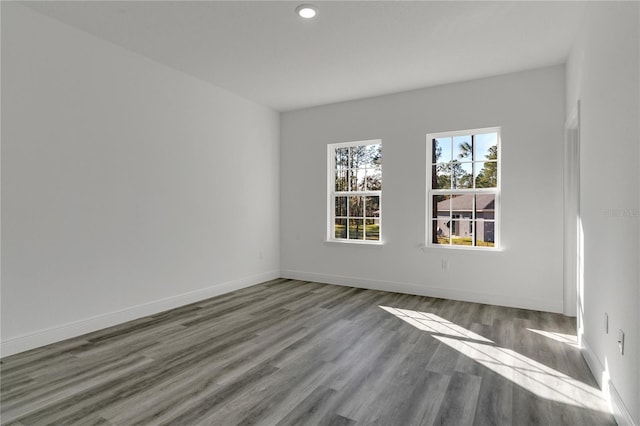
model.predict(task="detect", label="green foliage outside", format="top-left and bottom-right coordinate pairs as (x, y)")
top-left (434, 140), bottom-right (497, 189)
top-left (475, 146), bottom-right (498, 188)
top-left (335, 144), bottom-right (382, 192)
top-left (335, 223), bottom-right (380, 241)
top-left (436, 236), bottom-right (494, 247)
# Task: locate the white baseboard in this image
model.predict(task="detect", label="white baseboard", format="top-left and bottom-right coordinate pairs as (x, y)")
top-left (280, 269), bottom-right (563, 313)
top-left (0, 270), bottom-right (280, 358)
top-left (581, 337), bottom-right (637, 426)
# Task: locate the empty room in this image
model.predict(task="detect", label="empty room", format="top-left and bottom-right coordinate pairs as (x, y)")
top-left (1, 1), bottom-right (638, 425)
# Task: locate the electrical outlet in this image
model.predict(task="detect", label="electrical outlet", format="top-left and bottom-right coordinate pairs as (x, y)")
top-left (618, 329), bottom-right (625, 355)
top-left (604, 313), bottom-right (608, 333)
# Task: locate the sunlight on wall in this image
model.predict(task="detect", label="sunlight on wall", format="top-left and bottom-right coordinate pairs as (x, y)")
top-left (602, 357), bottom-right (613, 414)
top-left (577, 215), bottom-right (585, 346)
top-left (379, 306), bottom-right (609, 412)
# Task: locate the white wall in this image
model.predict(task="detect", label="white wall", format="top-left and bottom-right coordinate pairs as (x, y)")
top-left (281, 66), bottom-right (566, 313)
top-left (566, 2), bottom-right (639, 424)
top-left (1, 3), bottom-right (280, 356)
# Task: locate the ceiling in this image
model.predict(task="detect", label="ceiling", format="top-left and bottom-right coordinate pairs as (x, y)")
top-left (24, 1), bottom-right (586, 112)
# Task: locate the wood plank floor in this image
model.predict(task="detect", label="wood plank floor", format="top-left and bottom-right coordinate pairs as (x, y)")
top-left (1, 279), bottom-right (616, 425)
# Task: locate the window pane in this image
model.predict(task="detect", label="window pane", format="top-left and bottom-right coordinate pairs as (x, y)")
top-left (452, 162), bottom-right (473, 189)
top-left (366, 167), bottom-right (382, 190)
top-left (335, 196), bottom-right (347, 217)
top-left (365, 219), bottom-right (380, 241)
top-left (356, 168), bottom-right (367, 191)
top-left (335, 147), bottom-right (349, 169)
top-left (451, 219), bottom-right (473, 246)
top-left (348, 219), bottom-right (364, 240)
top-left (475, 161), bottom-right (498, 188)
top-left (475, 194), bottom-right (495, 219)
top-left (335, 170), bottom-right (347, 192)
top-left (433, 163), bottom-right (451, 189)
top-left (475, 220), bottom-right (495, 247)
top-left (475, 133), bottom-right (498, 162)
top-left (453, 135), bottom-right (472, 161)
top-left (347, 170), bottom-right (355, 191)
top-left (365, 196), bottom-right (380, 217)
top-left (433, 137), bottom-right (452, 163)
top-left (364, 144), bottom-right (382, 168)
top-left (335, 218), bottom-right (347, 239)
top-left (350, 146), bottom-right (367, 169)
top-left (450, 194), bottom-right (473, 218)
top-left (433, 195), bottom-right (450, 219)
top-left (349, 196), bottom-right (363, 217)
top-left (433, 220), bottom-right (449, 244)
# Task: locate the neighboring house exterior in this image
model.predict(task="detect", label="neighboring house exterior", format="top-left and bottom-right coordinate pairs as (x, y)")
top-left (435, 193), bottom-right (495, 243)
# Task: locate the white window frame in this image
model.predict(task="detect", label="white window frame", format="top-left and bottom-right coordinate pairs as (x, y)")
top-left (327, 139), bottom-right (382, 244)
top-left (426, 127), bottom-right (501, 250)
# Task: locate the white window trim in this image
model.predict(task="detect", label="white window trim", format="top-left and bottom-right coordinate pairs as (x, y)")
top-left (425, 127), bottom-right (501, 251)
top-left (327, 139), bottom-right (383, 245)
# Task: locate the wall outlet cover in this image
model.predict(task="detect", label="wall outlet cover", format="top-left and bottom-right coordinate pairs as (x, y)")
top-left (617, 329), bottom-right (624, 355)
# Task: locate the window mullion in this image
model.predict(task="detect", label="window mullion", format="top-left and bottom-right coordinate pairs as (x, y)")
top-left (472, 193), bottom-right (476, 247)
top-left (346, 194), bottom-right (350, 240)
top-left (363, 196), bottom-right (367, 240)
top-left (449, 195), bottom-right (453, 246)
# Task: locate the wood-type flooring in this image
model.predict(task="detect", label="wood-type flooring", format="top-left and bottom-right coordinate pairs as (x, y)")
top-left (1, 278), bottom-right (616, 425)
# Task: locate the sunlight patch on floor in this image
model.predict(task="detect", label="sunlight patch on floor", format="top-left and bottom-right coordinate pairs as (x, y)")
top-left (527, 328), bottom-right (580, 348)
top-left (378, 306), bottom-right (492, 343)
top-left (379, 306), bottom-right (610, 412)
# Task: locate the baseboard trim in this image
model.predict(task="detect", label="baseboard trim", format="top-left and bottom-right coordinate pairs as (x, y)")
top-left (280, 269), bottom-right (563, 313)
top-left (581, 337), bottom-right (637, 426)
top-left (0, 270), bottom-right (280, 358)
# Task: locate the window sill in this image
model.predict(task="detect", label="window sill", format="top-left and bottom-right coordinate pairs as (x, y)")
top-left (420, 245), bottom-right (504, 255)
top-left (324, 240), bottom-right (384, 248)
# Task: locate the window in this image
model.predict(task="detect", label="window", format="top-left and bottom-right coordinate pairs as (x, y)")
top-left (427, 128), bottom-right (500, 249)
top-left (328, 140), bottom-right (382, 243)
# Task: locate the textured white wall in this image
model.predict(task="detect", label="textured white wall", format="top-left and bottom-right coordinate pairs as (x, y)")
top-left (1, 3), bottom-right (280, 353)
top-left (281, 66), bottom-right (566, 312)
top-left (566, 2), bottom-right (639, 423)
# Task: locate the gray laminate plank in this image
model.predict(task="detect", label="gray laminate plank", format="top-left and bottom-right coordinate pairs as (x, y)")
top-left (511, 315), bottom-right (556, 426)
top-left (230, 362), bottom-right (343, 425)
top-left (0, 279), bottom-right (616, 426)
top-left (274, 385), bottom-right (343, 426)
top-left (407, 371), bottom-right (454, 426)
top-left (2, 355), bottom-right (154, 424)
top-left (333, 335), bottom-right (416, 420)
top-left (426, 340), bottom-right (461, 374)
top-left (348, 353), bottom-right (451, 426)
top-left (0, 340), bottom-right (90, 377)
top-left (454, 322), bottom-right (495, 377)
top-left (98, 364), bottom-right (222, 425)
top-left (155, 362), bottom-right (280, 425)
top-left (472, 370), bottom-right (513, 426)
top-left (200, 355), bottom-right (334, 425)
top-left (433, 371), bottom-right (483, 426)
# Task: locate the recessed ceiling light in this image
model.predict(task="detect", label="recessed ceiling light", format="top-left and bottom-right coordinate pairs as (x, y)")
top-left (296, 4), bottom-right (317, 19)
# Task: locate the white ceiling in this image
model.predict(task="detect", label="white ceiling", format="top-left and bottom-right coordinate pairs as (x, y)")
top-left (24, 1), bottom-right (586, 112)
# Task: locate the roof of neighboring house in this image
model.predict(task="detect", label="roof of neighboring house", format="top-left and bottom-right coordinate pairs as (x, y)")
top-left (436, 193), bottom-right (494, 212)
